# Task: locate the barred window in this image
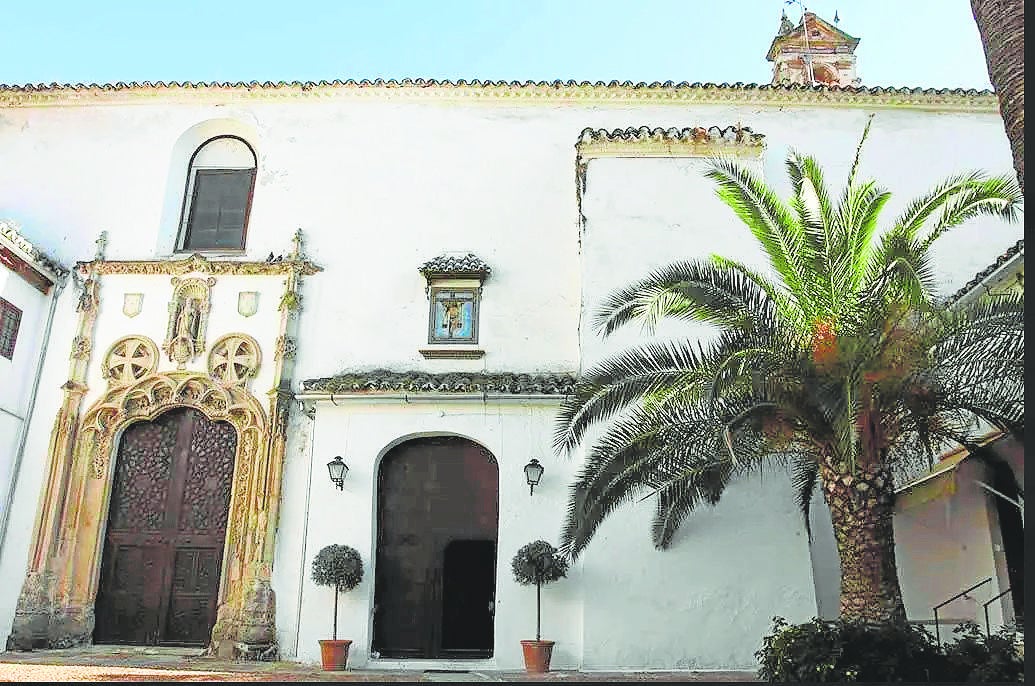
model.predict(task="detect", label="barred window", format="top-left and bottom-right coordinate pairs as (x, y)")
top-left (0, 298), bottom-right (22, 360)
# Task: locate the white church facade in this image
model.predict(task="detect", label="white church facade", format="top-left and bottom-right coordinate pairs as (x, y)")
top-left (0, 15), bottom-right (1023, 671)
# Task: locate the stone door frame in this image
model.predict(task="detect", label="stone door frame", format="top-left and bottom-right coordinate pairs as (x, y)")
top-left (10, 371), bottom-right (271, 650)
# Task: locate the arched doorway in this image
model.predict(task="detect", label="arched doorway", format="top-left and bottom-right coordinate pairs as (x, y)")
top-left (93, 406), bottom-right (237, 646)
top-left (372, 436), bottom-right (499, 659)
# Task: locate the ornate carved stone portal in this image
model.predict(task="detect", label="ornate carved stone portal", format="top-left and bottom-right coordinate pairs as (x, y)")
top-left (162, 277), bottom-right (215, 369)
top-left (10, 371), bottom-right (271, 650)
top-left (9, 232), bottom-right (321, 657)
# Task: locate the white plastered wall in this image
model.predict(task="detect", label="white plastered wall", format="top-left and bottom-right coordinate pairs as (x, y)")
top-left (0, 266), bottom-right (50, 537)
top-left (0, 92), bottom-right (1022, 665)
top-left (276, 399), bottom-right (580, 670)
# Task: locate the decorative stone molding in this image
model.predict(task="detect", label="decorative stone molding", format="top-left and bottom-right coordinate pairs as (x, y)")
top-left (70, 335), bottom-right (91, 361)
top-left (32, 371), bottom-right (273, 650)
top-left (576, 124), bottom-right (766, 158)
top-left (81, 252), bottom-right (321, 277)
top-left (208, 333), bottom-right (262, 387)
top-left (11, 231), bottom-right (319, 658)
top-left (9, 240), bottom-right (103, 652)
top-left (273, 335), bottom-right (296, 360)
top-left (0, 81), bottom-right (1000, 113)
top-left (162, 277), bottom-right (215, 369)
top-left (103, 335), bottom-right (159, 386)
top-left (301, 370), bottom-right (577, 395)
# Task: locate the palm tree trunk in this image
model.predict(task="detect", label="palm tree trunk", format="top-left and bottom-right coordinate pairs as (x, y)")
top-left (971, 0), bottom-right (1025, 194)
top-left (820, 456), bottom-right (907, 623)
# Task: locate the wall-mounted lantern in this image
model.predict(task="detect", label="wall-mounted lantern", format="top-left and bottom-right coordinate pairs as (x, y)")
top-left (524, 458), bottom-right (544, 495)
top-left (327, 456), bottom-right (348, 490)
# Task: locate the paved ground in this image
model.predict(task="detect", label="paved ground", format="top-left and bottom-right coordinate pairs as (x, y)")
top-left (0, 646), bottom-right (760, 682)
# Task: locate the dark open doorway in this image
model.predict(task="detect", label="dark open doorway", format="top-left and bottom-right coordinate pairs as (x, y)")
top-left (372, 436), bottom-right (499, 659)
top-left (441, 539), bottom-right (496, 654)
top-left (989, 462), bottom-right (1024, 626)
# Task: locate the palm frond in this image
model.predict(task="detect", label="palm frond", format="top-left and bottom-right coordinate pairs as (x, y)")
top-left (705, 156), bottom-right (809, 298)
top-left (593, 259), bottom-right (788, 337)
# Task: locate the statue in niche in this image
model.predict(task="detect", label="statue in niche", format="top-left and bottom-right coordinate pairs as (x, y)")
top-left (162, 277), bottom-right (215, 369)
top-left (175, 298), bottom-right (201, 341)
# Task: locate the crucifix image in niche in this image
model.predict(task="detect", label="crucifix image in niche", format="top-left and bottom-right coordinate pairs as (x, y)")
top-left (431, 289), bottom-right (476, 342)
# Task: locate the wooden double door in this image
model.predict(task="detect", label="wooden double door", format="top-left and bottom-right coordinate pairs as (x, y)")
top-left (373, 437), bottom-right (499, 659)
top-left (93, 407), bottom-right (236, 646)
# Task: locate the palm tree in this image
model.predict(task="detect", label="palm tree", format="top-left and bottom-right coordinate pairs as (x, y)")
top-left (970, 0), bottom-right (1024, 194)
top-left (554, 120), bottom-right (1024, 623)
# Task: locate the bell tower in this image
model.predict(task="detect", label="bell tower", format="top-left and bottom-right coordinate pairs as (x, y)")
top-left (767, 10), bottom-right (861, 87)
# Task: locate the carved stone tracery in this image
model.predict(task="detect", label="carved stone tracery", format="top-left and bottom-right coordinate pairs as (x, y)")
top-left (12, 231), bottom-right (321, 657)
top-left (67, 372), bottom-right (269, 647)
top-left (103, 336), bottom-right (159, 386)
top-left (208, 334), bottom-right (261, 387)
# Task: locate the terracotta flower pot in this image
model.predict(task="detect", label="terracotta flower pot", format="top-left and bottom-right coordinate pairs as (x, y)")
top-left (520, 639), bottom-right (555, 673)
top-left (318, 639), bottom-right (352, 670)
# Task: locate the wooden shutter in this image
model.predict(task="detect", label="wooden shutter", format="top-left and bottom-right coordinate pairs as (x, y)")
top-left (0, 298), bottom-right (22, 360)
top-left (182, 169), bottom-right (255, 251)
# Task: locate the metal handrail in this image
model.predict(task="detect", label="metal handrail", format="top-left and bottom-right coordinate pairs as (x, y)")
top-left (983, 587), bottom-right (1012, 637)
top-left (933, 577), bottom-right (993, 644)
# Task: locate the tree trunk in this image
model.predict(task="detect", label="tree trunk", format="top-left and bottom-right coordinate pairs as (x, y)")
top-left (971, 0), bottom-right (1025, 194)
top-left (536, 581), bottom-right (542, 641)
top-left (820, 457), bottom-right (907, 623)
top-left (333, 583), bottom-right (339, 640)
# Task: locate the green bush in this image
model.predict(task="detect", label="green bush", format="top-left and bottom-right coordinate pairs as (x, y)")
top-left (511, 540), bottom-right (569, 586)
top-left (756, 616), bottom-right (1024, 683)
top-left (942, 621), bottom-right (1024, 683)
top-left (311, 544), bottom-right (364, 591)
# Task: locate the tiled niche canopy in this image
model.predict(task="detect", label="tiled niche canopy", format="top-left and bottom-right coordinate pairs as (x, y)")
top-left (418, 253), bottom-right (491, 359)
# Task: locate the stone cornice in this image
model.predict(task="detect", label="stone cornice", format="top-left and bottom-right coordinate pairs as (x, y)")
top-left (0, 219), bottom-right (69, 282)
top-left (577, 125), bottom-right (765, 158)
top-left (301, 370), bottom-right (576, 395)
top-left (0, 81), bottom-right (999, 112)
top-left (79, 252), bottom-right (322, 277)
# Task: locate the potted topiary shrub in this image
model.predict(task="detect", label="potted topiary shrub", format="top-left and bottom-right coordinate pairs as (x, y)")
top-left (511, 540), bottom-right (569, 673)
top-left (311, 544), bottom-right (364, 670)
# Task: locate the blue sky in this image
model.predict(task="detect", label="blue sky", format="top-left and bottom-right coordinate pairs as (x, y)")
top-left (4, 1), bottom-right (992, 88)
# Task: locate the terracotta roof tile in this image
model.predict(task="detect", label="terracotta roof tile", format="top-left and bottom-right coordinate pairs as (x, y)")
top-left (946, 239), bottom-right (1024, 305)
top-left (0, 220), bottom-right (68, 280)
top-left (418, 253), bottom-right (491, 278)
top-left (301, 370), bottom-right (576, 395)
top-left (0, 79), bottom-right (995, 95)
top-left (577, 124), bottom-right (765, 146)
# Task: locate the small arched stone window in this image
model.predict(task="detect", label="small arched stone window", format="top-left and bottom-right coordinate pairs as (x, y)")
top-left (177, 135), bottom-right (257, 251)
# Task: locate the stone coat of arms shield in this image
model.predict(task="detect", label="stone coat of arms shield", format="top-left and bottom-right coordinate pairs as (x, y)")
top-left (122, 293), bottom-right (143, 318)
top-left (238, 291), bottom-right (259, 317)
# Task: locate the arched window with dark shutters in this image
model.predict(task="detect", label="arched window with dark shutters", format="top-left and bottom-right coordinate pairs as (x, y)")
top-left (177, 136), bottom-right (257, 252)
